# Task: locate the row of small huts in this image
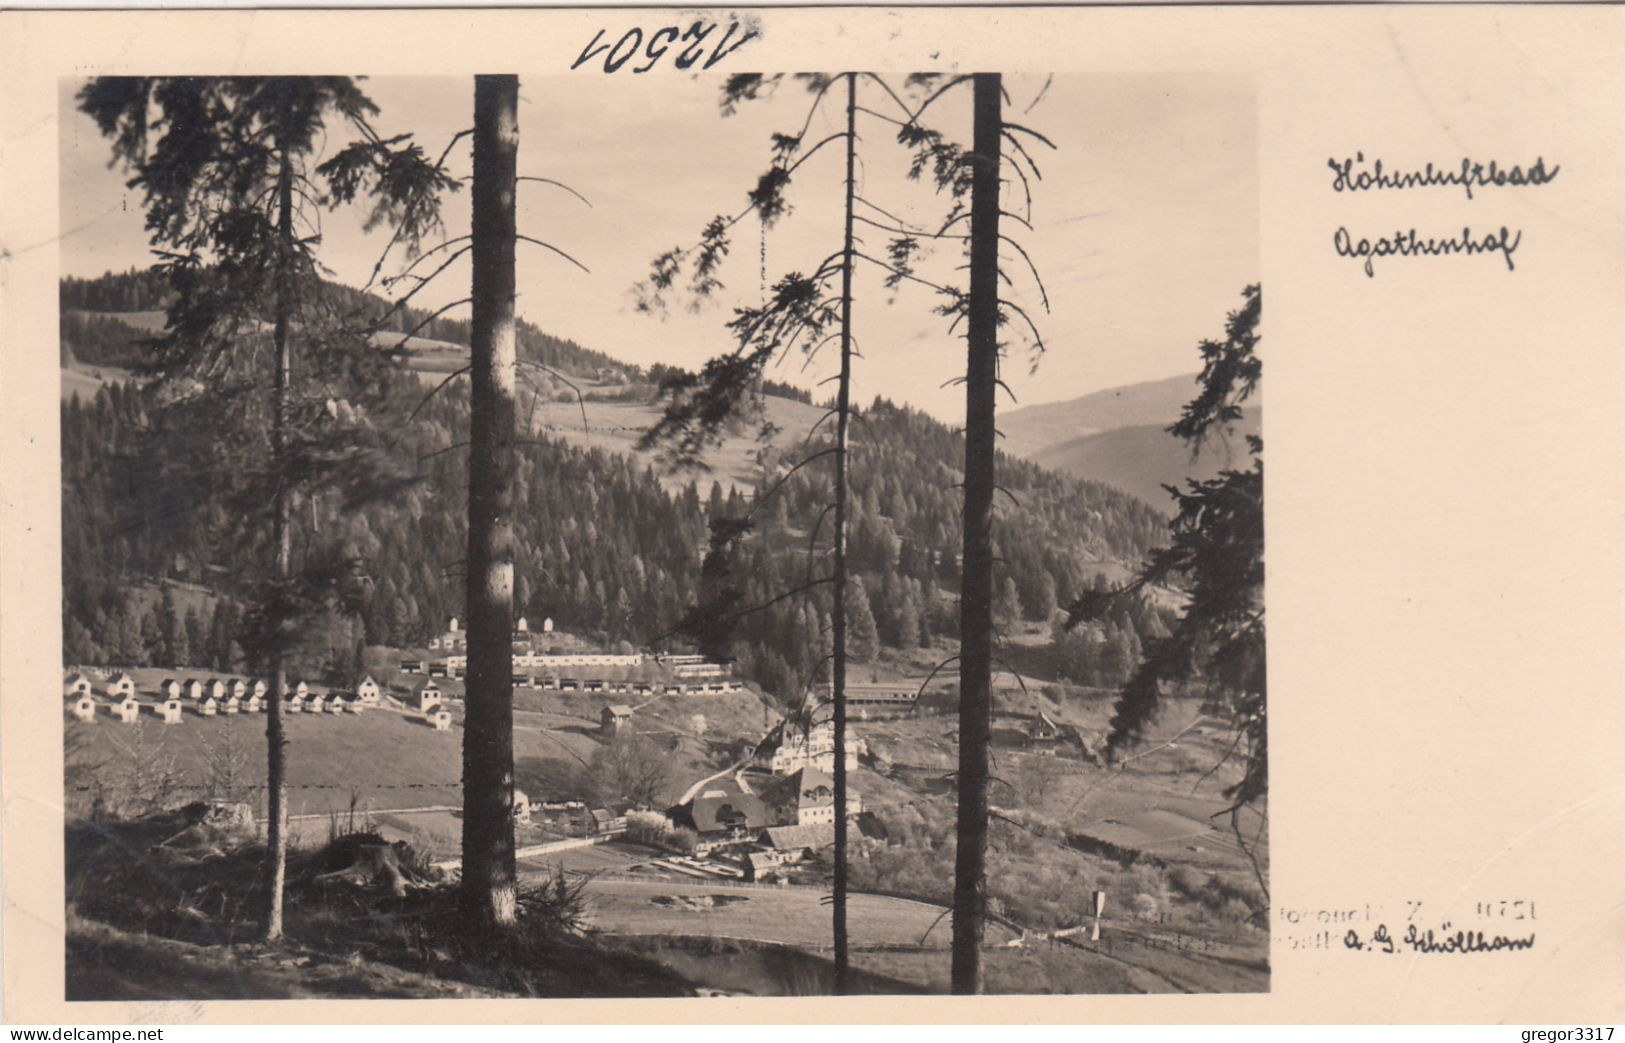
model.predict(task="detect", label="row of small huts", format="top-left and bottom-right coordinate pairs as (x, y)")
top-left (63, 671), bottom-right (388, 724)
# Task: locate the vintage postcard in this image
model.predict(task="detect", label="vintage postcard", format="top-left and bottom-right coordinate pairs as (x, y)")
top-left (2, 3), bottom-right (1622, 1025)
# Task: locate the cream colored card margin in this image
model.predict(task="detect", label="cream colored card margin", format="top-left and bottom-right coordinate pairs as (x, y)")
top-left (3, 4), bottom-right (1623, 1026)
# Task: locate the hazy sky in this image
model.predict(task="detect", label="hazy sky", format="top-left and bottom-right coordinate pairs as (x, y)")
top-left (59, 73), bottom-right (1257, 420)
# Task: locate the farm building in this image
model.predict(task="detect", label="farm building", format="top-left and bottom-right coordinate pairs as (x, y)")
top-left (757, 717), bottom-right (865, 775)
top-left (830, 681), bottom-right (918, 718)
top-left (428, 616), bottom-right (468, 653)
top-left (600, 705), bottom-right (634, 737)
top-left (355, 676), bottom-right (381, 703)
top-left (106, 673), bottom-right (136, 699)
top-left (205, 679), bottom-right (227, 701)
top-left (197, 695), bottom-right (218, 717)
top-left (159, 698), bottom-right (183, 724)
top-left (183, 678), bottom-right (205, 700)
top-left (69, 695), bottom-right (97, 722)
top-left (63, 673), bottom-right (92, 698)
top-left (761, 822), bottom-right (834, 854)
top-left (430, 708), bottom-right (453, 731)
top-left (414, 679), bottom-right (443, 713)
top-left (669, 778), bottom-right (768, 839)
top-left (114, 695), bottom-right (141, 724)
top-left (157, 678), bottom-right (181, 700)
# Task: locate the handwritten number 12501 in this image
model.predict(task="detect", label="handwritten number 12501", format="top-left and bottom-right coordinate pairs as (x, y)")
top-left (572, 21), bottom-right (758, 74)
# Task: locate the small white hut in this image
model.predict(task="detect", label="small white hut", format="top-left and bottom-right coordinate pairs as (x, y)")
top-left (198, 695), bottom-right (219, 717)
top-left (69, 695), bottom-right (97, 722)
top-left (159, 698), bottom-right (183, 724)
top-left (183, 678), bottom-right (205, 701)
top-left (158, 678), bottom-right (182, 700)
top-left (63, 673), bottom-right (93, 698)
top-left (430, 708), bottom-right (453, 731)
top-left (106, 672), bottom-right (136, 699)
top-left (355, 675), bottom-right (382, 704)
top-left (115, 695), bottom-right (141, 724)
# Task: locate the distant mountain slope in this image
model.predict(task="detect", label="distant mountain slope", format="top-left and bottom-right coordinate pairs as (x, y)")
top-left (1029, 407), bottom-right (1260, 511)
top-left (998, 373), bottom-right (1206, 459)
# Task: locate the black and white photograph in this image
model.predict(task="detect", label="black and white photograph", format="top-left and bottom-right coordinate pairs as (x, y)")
top-left (54, 68), bottom-right (1264, 999)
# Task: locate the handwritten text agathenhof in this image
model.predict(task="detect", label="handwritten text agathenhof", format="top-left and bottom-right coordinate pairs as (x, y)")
top-left (1328, 153), bottom-right (1560, 277)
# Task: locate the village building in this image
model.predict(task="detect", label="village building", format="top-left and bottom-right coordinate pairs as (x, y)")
top-left (114, 695), bottom-right (141, 724)
top-left (197, 695), bottom-right (219, 717)
top-left (244, 691), bottom-right (264, 713)
top-left (512, 789), bottom-right (531, 825)
top-left (284, 690), bottom-right (305, 713)
top-left (414, 678), bottom-right (443, 714)
top-left (668, 778), bottom-right (768, 840)
top-left (430, 708), bottom-right (453, 731)
top-left (307, 692), bottom-right (328, 713)
top-left (157, 678), bottom-right (182, 700)
top-left (230, 678), bottom-right (248, 700)
top-left (106, 672), bottom-right (136, 699)
top-left (222, 692), bottom-right (241, 714)
top-left (159, 698), bottom-right (183, 724)
top-left (205, 678), bottom-right (227, 701)
top-left (252, 679), bottom-right (269, 700)
top-left (756, 767), bottom-right (861, 828)
top-left (183, 678), bottom-right (205, 700)
top-left (757, 717), bottom-right (865, 775)
top-left (428, 616), bottom-right (468, 653)
top-left (760, 822), bottom-right (835, 854)
top-left (831, 681), bottom-right (918, 719)
top-left (63, 673), bottom-right (93, 698)
top-left (69, 694), bottom-right (98, 722)
top-left (600, 704), bottom-right (634, 737)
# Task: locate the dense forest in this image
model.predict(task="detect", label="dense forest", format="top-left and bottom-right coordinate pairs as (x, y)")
top-left (62, 267), bottom-right (636, 382)
top-left (60, 271), bottom-right (1172, 706)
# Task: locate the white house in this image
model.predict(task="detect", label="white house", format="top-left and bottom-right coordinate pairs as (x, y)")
top-left (415, 679), bottom-right (443, 714)
top-left (222, 693), bottom-right (241, 714)
top-left (306, 692), bottom-right (327, 713)
top-left (183, 678), bottom-right (205, 701)
top-left (197, 695), bottom-right (219, 717)
top-left (114, 696), bottom-right (141, 724)
top-left (230, 678), bottom-right (249, 701)
top-left (252, 679), bottom-right (269, 700)
top-left (159, 698), bottom-right (183, 724)
top-left (205, 678), bottom-right (227, 701)
top-left (69, 695), bottom-right (97, 722)
top-left (244, 692), bottom-right (264, 713)
top-left (158, 678), bottom-right (182, 700)
top-left (106, 672), bottom-right (136, 699)
top-left (63, 673), bottom-right (93, 698)
top-left (355, 675), bottom-right (381, 704)
top-left (430, 708), bottom-right (453, 731)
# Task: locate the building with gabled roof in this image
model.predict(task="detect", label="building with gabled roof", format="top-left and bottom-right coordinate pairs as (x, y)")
top-left (64, 673), bottom-right (92, 698)
top-left (669, 778), bottom-right (768, 838)
top-left (106, 672), bottom-right (136, 699)
top-left (756, 767), bottom-right (861, 828)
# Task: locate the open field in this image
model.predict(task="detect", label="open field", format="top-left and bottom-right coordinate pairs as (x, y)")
top-left (577, 878), bottom-right (1009, 950)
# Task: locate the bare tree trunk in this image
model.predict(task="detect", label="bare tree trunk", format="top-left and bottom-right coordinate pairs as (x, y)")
top-left (831, 69), bottom-right (858, 995)
top-left (951, 71), bottom-right (1002, 996)
top-left (460, 73), bottom-right (520, 929)
top-left (261, 130), bottom-right (294, 945)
